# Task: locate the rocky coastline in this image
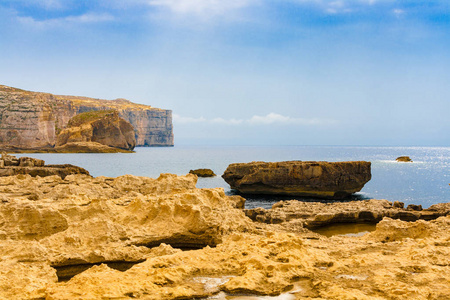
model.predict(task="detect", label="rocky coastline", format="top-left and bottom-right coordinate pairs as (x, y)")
top-left (0, 159), bottom-right (448, 299)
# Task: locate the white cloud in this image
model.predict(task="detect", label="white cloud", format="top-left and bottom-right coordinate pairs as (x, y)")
top-left (173, 114), bottom-right (207, 124)
top-left (248, 113), bottom-right (331, 125)
top-left (17, 12), bottom-right (115, 27)
top-left (173, 112), bottom-right (335, 126)
top-left (147, 0), bottom-right (256, 15)
top-left (393, 8), bottom-right (405, 17)
top-left (211, 117), bottom-right (243, 125)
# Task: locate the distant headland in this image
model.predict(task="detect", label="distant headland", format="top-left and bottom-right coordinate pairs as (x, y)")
top-left (0, 85), bottom-right (173, 152)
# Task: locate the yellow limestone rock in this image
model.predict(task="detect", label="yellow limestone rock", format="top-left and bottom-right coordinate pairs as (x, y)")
top-left (0, 172), bottom-right (448, 299)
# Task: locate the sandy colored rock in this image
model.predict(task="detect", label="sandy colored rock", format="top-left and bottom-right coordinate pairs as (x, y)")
top-left (55, 141), bottom-right (134, 153)
top-left (396, 156), bottom-right (413, 162)
top-left (189, 168), bottom-right (216, 177)
top-left (56, 110), bottom-right (136, 151)
top-left (222, 160), bottom-right (371, 199)
top-left (245, 199), bottom-right (450, 230)
top-left (0, 154), bottom-right (90, 179)
top-left (0, 171), bottom-right (448, 299)
top-left (0, 84), bottom-right (173, 149)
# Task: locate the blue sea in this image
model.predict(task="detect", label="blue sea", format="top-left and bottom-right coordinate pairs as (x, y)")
top-left (16, 146), bottom-right (450, 209)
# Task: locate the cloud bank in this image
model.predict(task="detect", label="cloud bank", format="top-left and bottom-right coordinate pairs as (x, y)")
top-left (173, 113), bottom-right (336, 126)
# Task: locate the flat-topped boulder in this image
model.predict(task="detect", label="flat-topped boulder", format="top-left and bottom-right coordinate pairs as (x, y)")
top-left (189, 168), bottom-right (216, 177)
top-left (222, 160), bottom-right (371, 199)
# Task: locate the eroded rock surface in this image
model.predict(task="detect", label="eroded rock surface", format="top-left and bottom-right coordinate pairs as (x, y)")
top-left (245, 199), bottom-right (450, 230)
top-left (222, 160), bottom-right (371, 199)
top-left (0, 153), bottom-right (90, 179)
top-left (0, 172), bottom-right (448, 299)
top-left (56, 110), bottom-right (136, 151)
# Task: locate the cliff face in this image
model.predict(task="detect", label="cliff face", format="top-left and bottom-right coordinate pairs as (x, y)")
top-left (0, 85), bottom-right (173, 149)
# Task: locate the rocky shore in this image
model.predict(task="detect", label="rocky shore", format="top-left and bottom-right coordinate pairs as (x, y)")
top-left (0, 153), bottom-right (90, 179)
top-left (0, 170), bottom-right (448, 299)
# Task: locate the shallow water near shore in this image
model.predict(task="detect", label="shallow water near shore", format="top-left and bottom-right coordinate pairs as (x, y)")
top-left (312, 223), bottom-right (377, 237)
top-left (14, 145), bottom-right (450, 209)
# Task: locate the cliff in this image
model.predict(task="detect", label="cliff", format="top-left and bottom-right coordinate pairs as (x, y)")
top-left (0, 85), bottom-right (173, 149)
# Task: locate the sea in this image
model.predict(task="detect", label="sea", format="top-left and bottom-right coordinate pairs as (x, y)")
top-left (15, 146), bottom-right (450, 209)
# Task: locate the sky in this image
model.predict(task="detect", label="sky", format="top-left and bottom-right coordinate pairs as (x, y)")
top-left (0, 0), bottom-right (449, 146)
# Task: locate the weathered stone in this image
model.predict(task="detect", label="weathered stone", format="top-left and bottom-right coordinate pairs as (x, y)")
top-left (0, 84), bottom-right (173, 149)
top-left (56, 110), bottom-right (136, 151)
top-left (1, 152), bottom-right (19, 166)
top-left (393, 201), bottom-right (404, 209)
top-left (396, 156), bottom-right (413, 162)
top-left (0, 154), bottom-right (89, 179)
top-left (222, 160), bottom-right (371, 199)
top-left (245, 199), bottom-right (449, 229)
top-left (0, 173), bottom-right (449, 299)
top-left (55, 142), bottom-right (133, 153)
top-left (18, 156), bottom-right (45, 167)
top-left (189, 168), bottom-right (216, 177)
top-left (407, 204), bottom-right (423, 211)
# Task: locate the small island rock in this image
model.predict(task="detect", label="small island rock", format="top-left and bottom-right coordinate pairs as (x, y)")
top-left (396, 156), bottom-right (413, 162)
top-left (189, 168), bottom-right (216, 177)
top-left (222, 160), bottom-right (371, 199)
top-left (56, 110), bottom-right (136, 151)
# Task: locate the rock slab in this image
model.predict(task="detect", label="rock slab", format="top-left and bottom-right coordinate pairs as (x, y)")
top-left (222, 160), bottom-right (371, 199)
top-left (0, 153), bottom-right (90, 179)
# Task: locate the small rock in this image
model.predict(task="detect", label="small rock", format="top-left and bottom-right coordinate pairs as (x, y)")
top-left (19, 157), bottom-right (45, 167)
top-left (2, 152), bottom-right (19, 166)
top-left (406, 204), bottom-right (423, 211)
top-left (396, 156), bottom-right (412, 162)
top-left (189, 169), bottom-right (216, 177)
top-left (393, 201), bottom-right (404, 209)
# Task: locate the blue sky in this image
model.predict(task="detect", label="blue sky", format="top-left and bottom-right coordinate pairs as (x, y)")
top-left (0, 0), bottom-right (449, 146)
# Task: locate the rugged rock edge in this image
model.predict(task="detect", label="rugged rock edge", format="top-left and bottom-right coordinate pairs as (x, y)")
top-left (0, 172), bottom-right (448, 299)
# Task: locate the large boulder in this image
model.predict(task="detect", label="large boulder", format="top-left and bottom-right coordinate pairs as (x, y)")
top-left (56, 110), bottom-right (136, 151)
top-left (222, 160), bottom-right (371, 199)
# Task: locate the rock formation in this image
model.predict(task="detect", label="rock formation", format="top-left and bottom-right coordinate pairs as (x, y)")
top-left (396, 156), bottom-right (413, 162)
top-left (0, 84), bottom-right (173, 150)
top-left (222, 160), bottom-right (372, 199)
top-left (0, 153), bottom-right (90, 179)
top-left (56, 110), bottom-right (136, 151)
top-left (189, 168), bottom-right (216, 177)
top-left (0, 171), bottom-right (448, 299)
top-left (244, 199), bottom-right (450, 230)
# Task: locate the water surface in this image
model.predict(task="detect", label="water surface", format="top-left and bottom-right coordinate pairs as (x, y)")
top-left (16, 145), bottom-right (450, 209)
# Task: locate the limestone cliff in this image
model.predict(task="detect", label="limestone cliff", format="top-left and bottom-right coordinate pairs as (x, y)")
top-left (0, 85), bottom-right (173, 149)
